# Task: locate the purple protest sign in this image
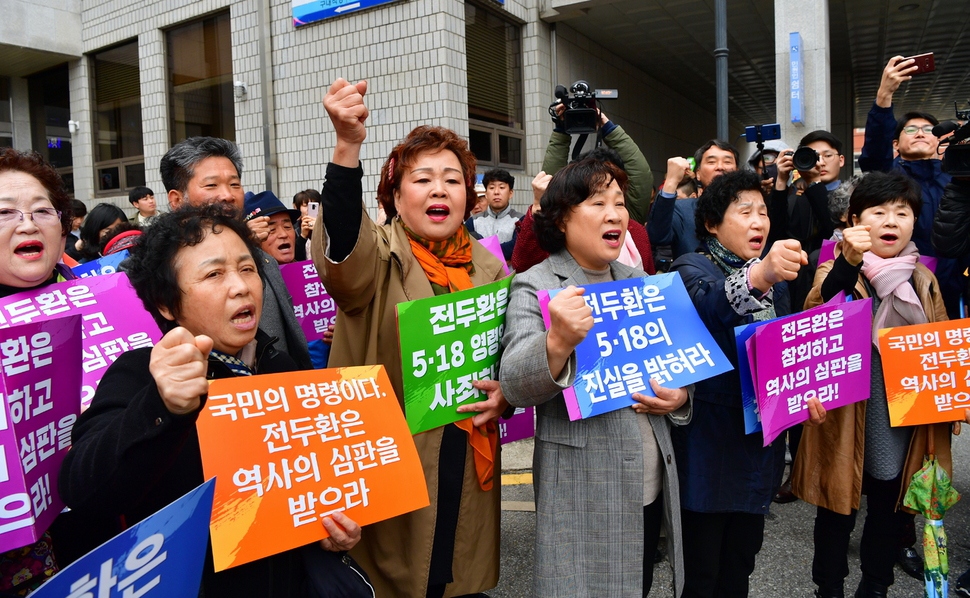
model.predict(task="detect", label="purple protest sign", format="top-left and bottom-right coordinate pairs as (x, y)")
top-left (499, 406), bottom-right (535, 444)
top-left (0, 273), bottom-right (162, 410)
top-left (278, 260), bottom-right (337, 341)
top-left (819, 239), bottom-right (938, 273)
top-left (752, 296), bottom-right (873, 446)
top-left (478, 236), bottom-right (511, 275)
top-left (0, 316), bottom-right (82, 553)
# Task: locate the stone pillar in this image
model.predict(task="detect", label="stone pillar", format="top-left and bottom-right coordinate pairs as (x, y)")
top-left (68, 57), bottom-right (95, 202)
top-left (10, 77), bottom-right (31, 151)
top-left (138, 29), bottom-right (169, 209)
top-left (774, 0), bottom-right (830, 146)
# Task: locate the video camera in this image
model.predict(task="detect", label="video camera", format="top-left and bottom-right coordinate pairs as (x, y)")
top-left (549, 81), bottom-right (618, 135)
top-left (936, 101), bottom-right (970, 180)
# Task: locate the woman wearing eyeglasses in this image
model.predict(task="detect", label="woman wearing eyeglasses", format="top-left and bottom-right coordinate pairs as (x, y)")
top-left (0, 148), bottom-right (78, 594)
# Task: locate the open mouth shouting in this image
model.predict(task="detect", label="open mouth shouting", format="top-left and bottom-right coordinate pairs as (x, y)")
top-left (602, 229), bottom-right (623, 248)
top-left (426, 204), bottom-right (451, 223)
top-left (14, 240), bottom-right (44, 260)
top-left (230, 304), bottom-right (258, 331)
top-left (879, 232), bottom-right (899, 245)
top-left (748, 234), bottom-right (764, 252)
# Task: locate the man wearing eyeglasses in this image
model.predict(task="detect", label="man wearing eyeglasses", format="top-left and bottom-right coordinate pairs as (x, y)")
top-left (857, 55), bottom-right (970, 584)
top-left (858, 55), bottom-right (968, 321)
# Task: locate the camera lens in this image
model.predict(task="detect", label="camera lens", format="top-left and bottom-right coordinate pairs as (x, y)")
top-left (793, 146), bottom-right (819, 171)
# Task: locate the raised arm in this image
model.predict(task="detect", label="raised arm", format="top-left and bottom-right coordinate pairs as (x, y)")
top-left (859, 57), bottom-right (917, 173)
top-left (311, 79), bottom-right (382, 315)
top-left (600, 114), bottom-right (653, 224)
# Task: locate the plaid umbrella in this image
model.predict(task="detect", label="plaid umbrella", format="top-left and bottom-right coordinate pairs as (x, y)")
top-left (902, 433), bottom-right (961, 598)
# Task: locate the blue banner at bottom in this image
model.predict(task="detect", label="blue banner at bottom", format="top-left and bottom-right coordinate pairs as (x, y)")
top-left (33, 480), bottom-right (214, 598)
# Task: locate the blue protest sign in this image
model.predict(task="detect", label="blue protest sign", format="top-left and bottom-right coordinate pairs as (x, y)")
top-left (33, 480), bottom-right (214, 598)
top-left (293, 0), bottom-right (397, 26)
top-left (538, 272), bottom-right (732, 420)
top-left (71, 251), bottom-right (129, 279)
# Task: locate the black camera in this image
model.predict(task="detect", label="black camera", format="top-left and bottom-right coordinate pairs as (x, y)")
top-left (792, 146), bottom-right (820, 171)
top-left (549, 81), bottom-right (618, 135)
top-left (938, 101), bottom-right (970, 180)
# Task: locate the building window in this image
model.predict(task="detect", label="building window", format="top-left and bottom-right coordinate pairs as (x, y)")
top-left (27, 65), bottom-right (73, 194)
top-left (465, 2), bottom-right (523, 170)
top-left (167, 12), bottom-right (235, 144)
top-left (93, 40), bottom-right (145, 195)
top-left (0, 78), bottom-right (12, 148)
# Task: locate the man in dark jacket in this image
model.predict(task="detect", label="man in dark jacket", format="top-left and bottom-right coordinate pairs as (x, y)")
top-left (859, 55), bottom-right (970, 319)
top-left (648, 140), bottom-right (739, 265)
top-left (160, 137), bottom-right (313, 369)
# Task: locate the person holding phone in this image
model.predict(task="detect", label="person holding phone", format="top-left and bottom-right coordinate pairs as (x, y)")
top-left (858, 55), bottom-right (970, 322)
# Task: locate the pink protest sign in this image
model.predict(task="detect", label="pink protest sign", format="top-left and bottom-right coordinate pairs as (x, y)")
top-left (279, 260), bottom-right (337, 341)
top-left (499, 406), bottom-right (535, 444)
top-left (0, 273), bottom-right (163, 410)
top-left (478, 236), bottom-right (511, 275)
top-left (819, 239), bottom-right (938, 273)
top-left (751, 297), bottom-right (873, 446)
top-left (0, 316), bottom-right (82, 552)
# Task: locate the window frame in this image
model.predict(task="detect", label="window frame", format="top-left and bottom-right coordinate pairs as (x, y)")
top-left (90, 39), bottom-right (145, 198)
top-left (465, 1), bottom-right (525, 170)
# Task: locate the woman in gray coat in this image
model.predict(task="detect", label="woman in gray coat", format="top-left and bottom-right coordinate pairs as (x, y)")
top-left (501, 156), bottom-right (690, 597)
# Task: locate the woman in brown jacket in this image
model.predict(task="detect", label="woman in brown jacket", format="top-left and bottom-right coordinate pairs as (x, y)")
top-left (792, 171), bottom-right (952, 598)
top-left (310, 79), bottom-right (508, 598)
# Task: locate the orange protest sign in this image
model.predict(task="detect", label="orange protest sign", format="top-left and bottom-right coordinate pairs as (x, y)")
top-left (878, 320), bottom-right (970, 427)
top-left (196, 365), bottom-right (429, 572)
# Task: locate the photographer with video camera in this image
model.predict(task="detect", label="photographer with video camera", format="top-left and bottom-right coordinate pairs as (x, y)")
top-left (541, 82), bottom-right (653, 225)
top-left (510, 83), bottom-right (656, 275)
top-left (859, 55), bottom-right (970, 320)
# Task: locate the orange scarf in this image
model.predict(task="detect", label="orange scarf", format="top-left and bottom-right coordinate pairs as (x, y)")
top-left (404, 223), bottom-right (498, 491)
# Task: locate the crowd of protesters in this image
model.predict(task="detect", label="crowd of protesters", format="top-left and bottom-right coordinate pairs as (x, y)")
top-left (0, 51), bottom-right (969, 598)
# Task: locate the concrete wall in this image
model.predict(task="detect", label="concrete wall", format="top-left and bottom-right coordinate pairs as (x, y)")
top-left (0, 0), bottom-right (82, 58)
top-left (67, 0), bottom-right (724, 216)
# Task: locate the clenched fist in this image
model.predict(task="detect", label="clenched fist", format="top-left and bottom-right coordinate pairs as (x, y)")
top-left (750, 239), bottom-right (808, 290)
top-left (149, 327), bottom-right (213, 415)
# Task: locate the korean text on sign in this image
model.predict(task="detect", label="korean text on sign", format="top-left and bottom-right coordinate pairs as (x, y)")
top-left (397, 276), bottom-right (513, 435)
top-left (279, 260), bottom-right (338, 339)
top-left (32, 481), bottom-right (214, 598)
top-left (879, 319), bottom-right (970, 426)
top-left (196, 365), bottom-right (428, 572)
top-left (0, 273), bottom-right (162, 410)
top-left (538, 273), bottom-right (731, 421)
top-left (750, 295), bottom-right (872, 446)
top-left (0, 316), bottom-right (82, 553)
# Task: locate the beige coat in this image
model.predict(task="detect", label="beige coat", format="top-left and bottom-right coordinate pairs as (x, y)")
top-left (312, 209), bottom-right (505, 598)
top-left (792, 258), bottom-right (952, 515)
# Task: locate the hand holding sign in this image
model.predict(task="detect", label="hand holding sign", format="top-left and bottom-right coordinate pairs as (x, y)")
top-left (751, 239), bottom-right (807, 289)
top-left (319, 511), bottom-right (361, 552)
top-left (631, 378), bottom-right (689, 415)
top-left (804, 396), bottom-right (827, 426)
top-left (150, 327), bottom-right (213, 415)
top-left (841, 224), bottom-right (872, 266)
top-left (456, 379), bottom-right (510, 427)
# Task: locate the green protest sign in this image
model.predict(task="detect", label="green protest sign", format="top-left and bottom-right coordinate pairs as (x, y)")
top-left (397, 276), bottom-right (513, 435)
